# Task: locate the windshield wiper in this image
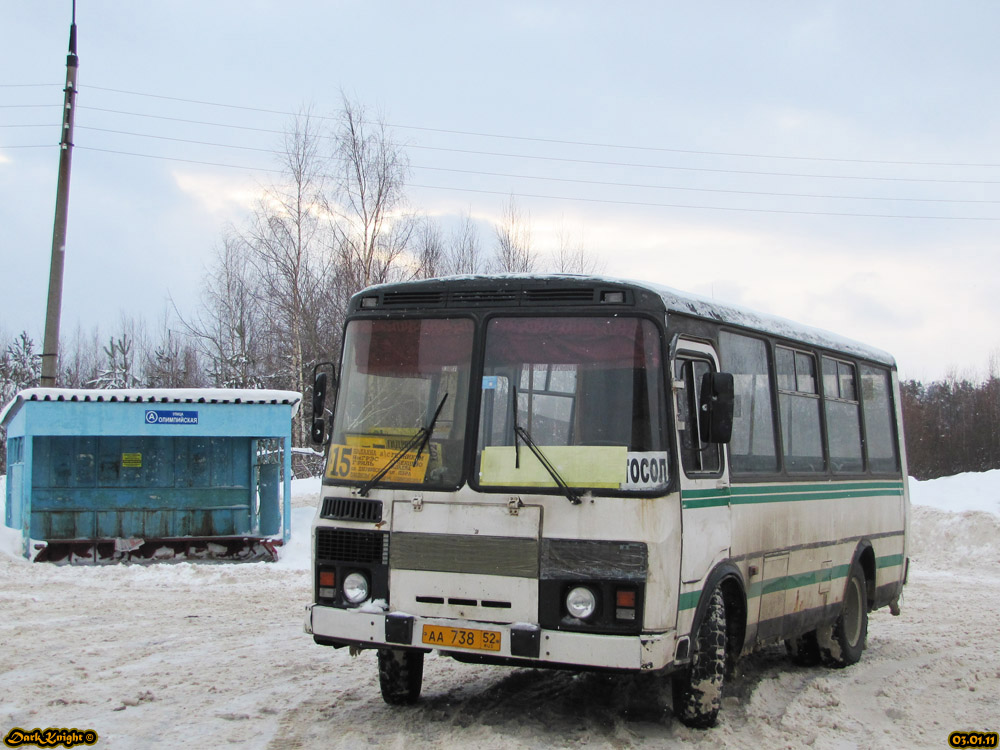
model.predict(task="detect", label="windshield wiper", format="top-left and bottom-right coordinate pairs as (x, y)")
top-left (358, 393), bottom-right (448, 497)
top-left (511, 384), bottom-right (581, 505)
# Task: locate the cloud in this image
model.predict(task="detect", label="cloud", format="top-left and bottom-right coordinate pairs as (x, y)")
top-left (171, 170), bottom-right (259, 218)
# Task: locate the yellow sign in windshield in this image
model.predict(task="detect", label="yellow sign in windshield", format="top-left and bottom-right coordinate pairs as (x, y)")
top-left (479, 445), bottom-right (625, 488)
top-left (326, 438), bottom-right (430, 483)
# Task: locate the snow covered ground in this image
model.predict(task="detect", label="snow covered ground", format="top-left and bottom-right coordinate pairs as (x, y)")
top-left (1, 473), bottom-right (998, 749)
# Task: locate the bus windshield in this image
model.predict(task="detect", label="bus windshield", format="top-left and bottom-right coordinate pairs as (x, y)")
top-left (476, 316), bottom-right (668, 494)
top-left (326, 318), bottom-right (474, 489)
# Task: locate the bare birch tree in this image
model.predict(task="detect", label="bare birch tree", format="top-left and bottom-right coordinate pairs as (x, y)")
top-left (238, 110), bottom-right (334, 446)
top-left (552, 218), bottom-right (606, 275)
top-left (60, 324), bottom-right (103, 388)
top-left (491, 195), bottom-right (536, 273)
top-left (180, 232), bottom-right (267, 389)
top-left (331, 95), bottom-right (415, 293)
top-left (415, 219), bottom-right (446, 279)
top-left (445, 209), bottom-right (485, 275)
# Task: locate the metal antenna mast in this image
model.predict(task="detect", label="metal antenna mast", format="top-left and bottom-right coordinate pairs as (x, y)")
top-left (40, 0), bottom-right (79, 387)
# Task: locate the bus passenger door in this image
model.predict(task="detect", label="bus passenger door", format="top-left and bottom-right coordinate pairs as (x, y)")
top-left (673, 342), bottom-right (731, 585)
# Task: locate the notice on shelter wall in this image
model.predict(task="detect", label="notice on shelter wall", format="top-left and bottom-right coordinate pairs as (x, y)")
top-left (121, 453), bottom-right (142, 468)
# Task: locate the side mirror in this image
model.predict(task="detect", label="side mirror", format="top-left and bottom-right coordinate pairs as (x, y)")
top-left (699, 372), bottom-right (735, 444)
top-left (310, 362), bottom-right (337, 445)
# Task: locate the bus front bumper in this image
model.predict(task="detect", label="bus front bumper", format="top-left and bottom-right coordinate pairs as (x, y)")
top-left (305, 603), bottom-right (674, 672)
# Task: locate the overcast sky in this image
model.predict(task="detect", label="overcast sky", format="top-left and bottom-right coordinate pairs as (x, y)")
top-left (2, 1), bottom-right (998, 382)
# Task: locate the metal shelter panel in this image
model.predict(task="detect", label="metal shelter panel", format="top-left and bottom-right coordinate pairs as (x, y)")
top-left (29, 435), bottom-right (253, 540)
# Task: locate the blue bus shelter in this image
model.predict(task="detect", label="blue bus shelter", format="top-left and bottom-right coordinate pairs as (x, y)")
top-left (1, 388), bottom-right (301, 562)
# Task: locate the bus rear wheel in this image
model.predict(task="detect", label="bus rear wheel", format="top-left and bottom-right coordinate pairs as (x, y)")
top-left (377, 648), bottom-right (424, 705)
top-left (672, 587), bottom-right (727, 729)
top-left (818, 561), bottom-right (868, 668)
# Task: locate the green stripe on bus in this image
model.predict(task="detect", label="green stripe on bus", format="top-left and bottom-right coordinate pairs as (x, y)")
top-left (681, 481), bottom-right (903, 510)
top-left (678, 590), bottom-right (701, 610)
top-left (731, 489), bottom-right (902, 505)
top-left (876, 553), bottom-right (904, 569)
top-left (682, 488), bottom-right (736, 499)
top-left (760, 565), bottom-right (851, 596)
top-left (678, 552), bottom-right (903, 610)
top-left (682, 496), bottom-right (731, 509)
top-left (730, 481), bottom-right (903, 496)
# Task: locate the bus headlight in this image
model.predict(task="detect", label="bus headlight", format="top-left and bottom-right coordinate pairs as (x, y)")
top-left (566, 586), bottom-right (597, 620)
top-left (343, 572), bottom-right (370, 604)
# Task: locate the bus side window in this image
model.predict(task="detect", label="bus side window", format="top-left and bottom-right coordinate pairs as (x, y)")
top-left (675, 358), bottom-right (722, 474)
top-left (718, 331), bottom-right (779, 475)
top-left (822, 356), bottom-right (864, 473)
top-left (776, 346), bottom-right (825, 473)
top-left (860, 364), bottom-right (900, 474)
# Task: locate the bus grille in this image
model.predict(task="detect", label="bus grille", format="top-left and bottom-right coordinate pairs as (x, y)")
top-left (449, 289), bottom-right (520, 305)
top-left (524, 288), bottom-right (596, 303)
top-left (320, 497), bottom-right (383, 523)
top-left (381, 291), bottom-right (445, 307)
top-left (316, 528), bottom-right (387, 564)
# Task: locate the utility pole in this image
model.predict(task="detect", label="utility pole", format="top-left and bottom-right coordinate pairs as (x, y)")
top-left (40, 1), bottom-right (79, 387)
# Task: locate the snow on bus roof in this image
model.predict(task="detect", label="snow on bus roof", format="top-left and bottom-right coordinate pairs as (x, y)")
top-left (645, 281), bottom-right (896, 366)
top-left (358, 274), bottom-right (896, 367)
top-left (1, 388), bottom-right (301, 426)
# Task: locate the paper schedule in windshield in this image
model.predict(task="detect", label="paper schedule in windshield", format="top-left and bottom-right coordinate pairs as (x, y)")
top-left (326, 433), bottom-right (431, 482)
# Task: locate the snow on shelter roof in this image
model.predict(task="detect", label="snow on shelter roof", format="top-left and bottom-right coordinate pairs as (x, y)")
top-left (1, 388), bottom-right (302, 427)
top-left (358, 273), bottom-right (896, 367)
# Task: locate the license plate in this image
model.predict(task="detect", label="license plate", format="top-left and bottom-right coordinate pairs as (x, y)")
top-left (421, 624), bottom-right (502, 652)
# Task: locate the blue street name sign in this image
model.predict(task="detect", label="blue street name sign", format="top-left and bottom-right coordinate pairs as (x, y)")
top-left (145, 409), bottom-right (199, 425)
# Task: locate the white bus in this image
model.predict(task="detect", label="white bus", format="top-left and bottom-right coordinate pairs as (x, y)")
top-left (304, 275), bottom-right (908, 728)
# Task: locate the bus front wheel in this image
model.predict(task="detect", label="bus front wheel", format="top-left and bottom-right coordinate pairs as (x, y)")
top-left (377, 648), bottom-right (424, 705)
top-left (672, 587), bottom-right (727, 729)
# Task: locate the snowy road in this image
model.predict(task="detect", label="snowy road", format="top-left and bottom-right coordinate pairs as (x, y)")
top-left (1, 481), bottom-right (999, 749)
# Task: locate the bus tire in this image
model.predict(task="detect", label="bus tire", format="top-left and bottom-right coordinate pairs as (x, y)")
top-left (785, 630), bottom-right (822, 666)
top-left (377, 648), bottom-right (424, 705)
top-left (672, 587), bottom-right (727, 729)
top-left (818, 560), bottom-right (867, 668)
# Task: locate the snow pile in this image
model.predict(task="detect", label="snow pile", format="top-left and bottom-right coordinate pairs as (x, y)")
top-left (909, 471), bottom-right (1000, 571)
top-left (263, 475), bottom-right (323, 570)
top-left (289, 475), bottom-right (322, 508)
top-left (909, 469), bottom-right (1000, 515)
top-left (0, 525), bottom-right (22, 560)
top-left (0, 473), bottom-right (23, 559)
top-left (270, 507), bottom-right (315, 570)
